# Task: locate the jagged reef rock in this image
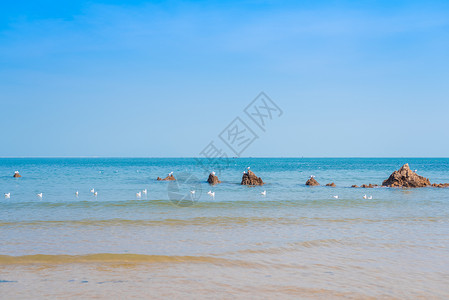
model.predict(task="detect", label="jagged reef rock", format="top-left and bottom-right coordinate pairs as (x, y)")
top-left (13, 171), bottom-right (21, 178)
top-left (325, 182), bottom-right (336, 187)
top-left (207, 173), bottom-right (221, 185)
top-left (351, 185), bottom-right (359, 188)
top-left (305, 177), bottom-right (320, 186)
top-left (241, 170), bottom-right (264, 186)
top-left (157, 174), bottom-right (176, 181)
top-left (382, 164), bottom-right (430, 188)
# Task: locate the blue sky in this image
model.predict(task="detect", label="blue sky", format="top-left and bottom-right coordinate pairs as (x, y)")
top-left (1, 0), bottom-right (448, 157)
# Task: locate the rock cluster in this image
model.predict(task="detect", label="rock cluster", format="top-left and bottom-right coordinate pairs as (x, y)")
top-left (207, 173), bottom-right (221, 185)
top-left (325, 182), bottom-right (336, 187)
top-left (157, 174), bottom-right (176, 181)
top-left (13, 171), bottom-right (21, 178)
top-left (305, 177), bottom-right (320, 186)
top-left (351, 185), bottom-right (359, 188)
top-left (382, 164), bottom-right (430, 188)
top-left (241, 170), bottom-right (264, 186)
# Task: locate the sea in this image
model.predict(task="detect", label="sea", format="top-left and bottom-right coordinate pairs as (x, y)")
top-left (1, 158), bottom-right (448, 299)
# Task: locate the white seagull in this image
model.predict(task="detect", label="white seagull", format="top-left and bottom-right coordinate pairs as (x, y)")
top-left (37, 193), bottom-right (43, 198)
top-left (90, 188), bottom-right (95, 194)
top-left (363, 195), bottom-right (367, 199)
top-left (368, 195), bottom-right (373, 200)
top-left (190, 190), bottom-right (196, 194)
top-left (243, 171), bottom-right (246, 174)
top-left (207, 190), bottom-right (215, 198)
top-left (333, 195), bottom-right (339, 199)
top-left (310, 175), bottom-right (315, 178)
top-left (94, 191), bottom-right (98, 196)
top-left (211, 171), bottom-right (216, 176)
top-left (4, 193), bottom-right (10, 198)
top-left (142, 189), bottom-right (147, 195)
top-left (75, 191), bottom-right (79, 197)
top-left (247, 167), bottom-right (250, 170)
top-left (136, 192), bottom-right (141, 198)
top-left (169, 171), bottom-right (174, 176)
top-left (261, 190), bottom-right (266, 196)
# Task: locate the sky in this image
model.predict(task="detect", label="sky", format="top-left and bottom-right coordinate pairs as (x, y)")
top-left (0, 0), bottom-right (448, 157)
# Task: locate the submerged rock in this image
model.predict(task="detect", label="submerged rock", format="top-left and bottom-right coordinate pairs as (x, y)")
top-left (305, 177), bottom-right (320, 186)
top-left (432, 183), bottom-right (449, 188)
top-left (382, 164), bottom-right (430, 188)
top-left (351, 185), bottom-right (359, 188)
top-left (361, 184), bottom-right (377, 188)
top-left (207, 173), bottom-right (221, 185)
top-left (13, 171), bottom-right (21, 178)
top-left (157, 174), bottom-right (176, 181)
top-left (325, 182), bottom-right (336, 187)
top-left (241, 170), bottom-right (264, 186)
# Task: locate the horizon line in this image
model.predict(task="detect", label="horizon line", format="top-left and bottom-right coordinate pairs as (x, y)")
top-left (0, 156), bottom-right (448, 159)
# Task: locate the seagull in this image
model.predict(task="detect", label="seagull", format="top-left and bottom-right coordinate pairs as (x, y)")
top-left (368, 196), bottom-right (373, 200)
top-left (261, 190), bottom-right (266, 196)
top-left (247, 167), bottom-right (250, 170)
top-left (310, 175), bottom-right (315, 178)
top-left (4, 193), bottom-right (10, 198)
top-left (14, 171), bottom-right (19, 174)
top-left (94, 192), bottom-right (98, 196)
top-left (37, 193), bottom-right (43, 198)
top-left (333, 195), bottom-right (339, 199)
top-left (90, 188), bottom-right (95, 194)
top-left (75, 191), bottom-right (79, 197)
top-left (211, 171), bottom-right (216, 176)
top-left (363, 195), bottom-right (367, 199)
top-left (190, 190), bottom-right (196, 194)
top-left (142, 189), bottom-right (147, 195)
top-left (136, 192), bottom-right (141, 198)
top-left (207, 190), bottom-right (215, 198)
top-left (169, 171), bottom-right (174, 176)
top-left (243, 171), bottom-right (246, 174)
top-left (414, 169), bottom-right (418, 173)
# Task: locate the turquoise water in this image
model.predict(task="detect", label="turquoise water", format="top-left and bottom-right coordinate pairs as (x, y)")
top-left (1, 158), bottom-right (449, 298)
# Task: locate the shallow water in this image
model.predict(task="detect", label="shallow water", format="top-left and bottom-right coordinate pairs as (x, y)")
top-left (1, 158), bottom-right (449, 298)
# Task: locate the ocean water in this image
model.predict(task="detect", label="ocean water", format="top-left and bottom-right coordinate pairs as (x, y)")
top-left (1, 158), bottom-right (448, 299)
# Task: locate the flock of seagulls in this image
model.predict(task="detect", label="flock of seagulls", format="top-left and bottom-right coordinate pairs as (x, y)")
top-left (3, 168), bottom-right (376, 202)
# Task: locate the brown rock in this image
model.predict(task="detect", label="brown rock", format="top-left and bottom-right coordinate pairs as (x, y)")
top-left (351, 185), bottom-right (359, 188)
top-left (382, 164), bottom-right (430, 188)
top-left (241, 170), bottom-right (264, 186)
top-left (325, 182), bottom-right (336, 187)
top-left (305, 177), bottom-right (320, 186)
top-left (432, 183), bottom-right (449, 188)
top-left (361, 184), bottom-right (375, 188)
top-left (207, 173), bottom-right (221, 185)
top-left (157, 174), bottom-right (176, 181)
top-left (13, 171), bottom-right (21, 178)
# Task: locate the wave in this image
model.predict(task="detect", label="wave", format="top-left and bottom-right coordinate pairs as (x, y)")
top-left (0, 253), bottom-right (230, 265)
